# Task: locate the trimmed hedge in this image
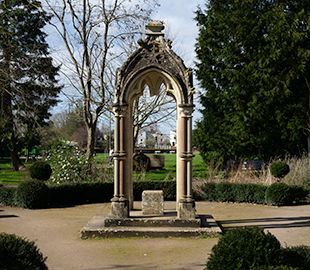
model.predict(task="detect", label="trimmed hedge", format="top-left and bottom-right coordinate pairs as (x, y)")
top-left (282, 245), bottom-right (310, 270)
top-left (0, 180), bottom-right (307, 208)
top-left (265, 183), bottom-right (309, 206)
top-left (270, 161), bottom-right (290, 179)
top-left (133, 181), bottom-right (176, 201)
top-left (0, 180), bottom-right (176, 208)
top-left (205, 227), bottom-right (310, 270)
top-left (198, 182), bottom-right (308, 205)
top-left (16, 180), bottom-right (50, 209)
top-left (29, 160), bottom-right (52, 181)
top-left (0, 232), bottom-right (48, 270)
top-left (0, 186), bottom-right (17, 206)
top-left (49, 182), bottom-right (114, 205)
top-left (199, 182), bottom-right (268, 204)
top-left (205, 227), bottom-right (283, 270)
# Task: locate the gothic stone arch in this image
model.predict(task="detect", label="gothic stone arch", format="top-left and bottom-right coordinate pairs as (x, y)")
top-left (111, 21), bottom-right (196, 219)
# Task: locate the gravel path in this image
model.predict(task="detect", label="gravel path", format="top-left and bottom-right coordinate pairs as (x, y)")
top-left (1, 201), bottom-right (310, 270)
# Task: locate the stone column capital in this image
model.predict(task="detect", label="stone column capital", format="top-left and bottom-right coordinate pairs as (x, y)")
top-left (178, 104), bottom-right (195, 117)
top-left (113, 104), bottom-right (128, 117)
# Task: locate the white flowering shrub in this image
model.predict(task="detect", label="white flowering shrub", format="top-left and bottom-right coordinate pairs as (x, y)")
top-left (45, 142), bottom-right (88, 184)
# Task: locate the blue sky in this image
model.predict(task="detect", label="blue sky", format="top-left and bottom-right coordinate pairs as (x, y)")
top-left (152, 0), bottom-right (207, 130)
top-left (48, 0), bottom-right (207, 133)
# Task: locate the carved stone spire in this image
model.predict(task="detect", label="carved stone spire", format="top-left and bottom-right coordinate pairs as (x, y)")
top-left (145, 20), bottom-right (165, 38)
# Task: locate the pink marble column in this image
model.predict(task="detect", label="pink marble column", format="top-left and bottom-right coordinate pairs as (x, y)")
top-left (180, 116), bottom-right (187, 197)
top-left (119, 116), bottom-right (125, 196)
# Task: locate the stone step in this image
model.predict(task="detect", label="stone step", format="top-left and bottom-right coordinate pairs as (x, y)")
top-left (81, 226), bottom-right (220, 239)
top-left (88, 214), bottom-right (201, 228)
top-left (80, 213), bottom-right (222, 239)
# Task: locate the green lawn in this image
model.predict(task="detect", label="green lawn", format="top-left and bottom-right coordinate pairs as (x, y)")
top-left (133, 153), bottom-right (209, 181)
top-left (0, 153), bottom-right (208, 185)
top-left (0, 158), bottom-right (33, 185)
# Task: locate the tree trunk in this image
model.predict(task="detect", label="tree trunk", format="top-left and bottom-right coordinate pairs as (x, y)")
top-left (86, 123), bottom-right (97, 161)
top-left (10, 150), bottom-right (26, 171)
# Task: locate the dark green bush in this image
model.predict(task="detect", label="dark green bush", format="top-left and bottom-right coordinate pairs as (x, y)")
top-left (0, 181), bottom-right (176, 207)
top-left (49, 182), bottom-right (114, 205)
top-left (133, 180), bottom-right (176, 201)
top-left (16, 180), bottom-right (50, 209)
top-left (198, 182), bottom-right (267, 204)
top-left (233, 183), bottom-right (267, 204)
top-left (253, 266), bottom-right (298, 270)
top-left (198, 182), bottom-right (217, 201)
top-left (0, 186), bottom-right (17, 206)
top-left (29, 161), bottom-right (52, 181)
top-left (282, 245), bottom-right (310, 270)
top-left (270, 161), bottom-right (290, 179)
top-left (265, 183), bottom-right (293, 206)
top-left (289, 186), bottom-right (309, 204)
top-left (205, 227), bottom-right (282, 270)
top-left (0, 232), bottom-right (48, 270)
top-left (214, 182), bottom-right (235, 202)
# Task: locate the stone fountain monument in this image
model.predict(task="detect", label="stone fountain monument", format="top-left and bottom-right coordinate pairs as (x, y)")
top-left (81, 21), bottom-right (221, 238)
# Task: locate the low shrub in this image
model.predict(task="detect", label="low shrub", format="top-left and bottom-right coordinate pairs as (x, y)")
top-left (289, 185), bottom-right (309, 204)
top-left (214, 182), bottom-right (235, 202)
top-left (198, 182), bottom-right (308, 205)
top-left (0, 186), bottom-right (17, 206)
top-left (198, 182), bottom-right (217, 201)
top-left (234, 183), bottom-right (267, 204)
top-left (0, 232), bottom-right (48, 270)
top-left (198, 182), bottom-right (267, 204)
top-left (282, 245), bottom-right (310, 270)
top-left (29, 161), bottom-right (52, 181)
top-left (205, 227), bottom-right (282, 270)
top-left (0, 181), bottom-right (177, 207)
top-left (16, 180), bottom-right (50, 209)
top-left (133, 180), bottom-right (176, 201)
top-left (49, 182), bottom-right (114, 205)
top-left (252, 266), bottom-right (298, 270)
top-left (265, 183), bottom-right (294, 206)
top-left (270, 161), bottom-right (290, 180)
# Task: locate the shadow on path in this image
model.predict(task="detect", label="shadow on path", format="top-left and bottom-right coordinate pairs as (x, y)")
top-left (0, 214), bottom-right (19, 218)
top-left (220, 216), bottom-right (310, 230)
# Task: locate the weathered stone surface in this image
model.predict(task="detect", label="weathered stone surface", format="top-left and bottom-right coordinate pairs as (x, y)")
top-left (80, 211), bottom-right (222, 239)
top-left (142, 190), bottom-right (164, 215)
top-left (178, 201), bottom-right (196, 219)
top-left (110, 200), bottom-right (129, 219)
top-left (146, 154), bottom-right (165, 169)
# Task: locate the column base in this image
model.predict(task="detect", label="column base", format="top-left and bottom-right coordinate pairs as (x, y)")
top-left (110, 196), bottom-right (129, 218)
top-left (177, 197), bottom-right (196, 219)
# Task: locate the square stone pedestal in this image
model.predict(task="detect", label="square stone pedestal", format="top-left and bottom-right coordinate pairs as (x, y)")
top-left (142, 190), bottom-right (164, 215)
top-left (178, 199), bottom-right (196, 219)
top-left (110, 197), bottom-right (129, 218)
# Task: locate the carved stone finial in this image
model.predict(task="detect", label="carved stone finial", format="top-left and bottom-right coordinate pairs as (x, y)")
top-left (146, 20), bottom-right (164, 37)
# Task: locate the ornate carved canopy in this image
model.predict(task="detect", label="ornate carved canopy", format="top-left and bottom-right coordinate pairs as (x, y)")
top-left (114, 20), bottom-right (195, 107)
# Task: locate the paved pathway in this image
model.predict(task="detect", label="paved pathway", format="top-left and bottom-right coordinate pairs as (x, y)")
top-left (1, 201), bottom-right (310, 270)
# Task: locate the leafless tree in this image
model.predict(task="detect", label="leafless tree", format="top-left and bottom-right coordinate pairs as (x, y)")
top-left (133, 84), bottom-right (176, 145)
top-left (43, 0), bottom-right (160, 160)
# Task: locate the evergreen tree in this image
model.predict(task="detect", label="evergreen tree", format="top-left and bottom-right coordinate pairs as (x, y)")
top-left (0, 0), bottom-right (61, 170)
top-left (194, 0), bottom-right (310, 163)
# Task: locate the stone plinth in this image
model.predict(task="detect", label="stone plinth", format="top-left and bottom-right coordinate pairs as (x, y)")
top-left (110, 197), bottom-right (129, 218)
top-left (178, 198), bottom-right (196, 219)
top-left (142, 190), bottom-right (164, 215)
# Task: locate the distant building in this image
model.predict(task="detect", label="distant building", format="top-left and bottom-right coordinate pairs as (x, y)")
top-left (137, 131), bottom-right (154, 147)
top-left (136, 128), bottom-right (176, 148)
top-left (153, 131), bottom-right (168, 148)
top-left (170, 128), bottom-right (177, 147)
